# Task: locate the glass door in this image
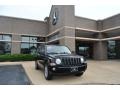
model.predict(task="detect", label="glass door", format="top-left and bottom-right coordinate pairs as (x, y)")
top-left (76, 41), bottom-right (93, 59)
top-left (78, 47), bottom-right (89, 58)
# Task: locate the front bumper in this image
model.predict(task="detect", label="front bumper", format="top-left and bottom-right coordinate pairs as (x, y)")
top-left (49, 63), bottom-right (87, 74)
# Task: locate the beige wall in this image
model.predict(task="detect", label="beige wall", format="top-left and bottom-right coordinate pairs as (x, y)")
top-left (48, 5), bottom-right (65, 34)
top-left (48, 5), bottom-right (75, 34)
top-left (59, 38), bottom-right (75, 52)
top-left (0, 17), bottom-right (12, 33)
top-left (11, 35), bottom-right (21, 54)
top-left (48, 5), bottom-right (76, 52)
top-left (103, 14), bottom-right (120, 29)
top-left (47, 5), bottom-right (75, 46)
top-left (93, 41), bottom-right (108, 60)
top-left (75, 16), bottom-right (97, 30)
top-left (60, 27), bottom-right (76, 52)
top-left (11, 42), bottom-right (21, 54)
top-left (0, 16), bottom-right (48, 36)
top-left (64, 5), bottom-right (75, 27)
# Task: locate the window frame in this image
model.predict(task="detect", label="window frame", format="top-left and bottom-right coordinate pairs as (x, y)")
top-left (21, 35), bottom-right (45, 54)
top-left (0, 34), bottom-right (12, 54)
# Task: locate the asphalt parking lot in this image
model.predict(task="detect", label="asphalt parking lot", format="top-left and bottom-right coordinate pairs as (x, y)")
top-left (0, 65), bottom-right (31, 85)
top-left (0, 60), bottom-right (120, 85)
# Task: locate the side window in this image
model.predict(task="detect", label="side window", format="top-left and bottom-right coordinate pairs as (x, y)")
top-left (38, 45), bottom-right (45, 54)
top-left (41, 46), bottom-right (45, 54)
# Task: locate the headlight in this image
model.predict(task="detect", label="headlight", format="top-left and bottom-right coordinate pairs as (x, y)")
top-left (55, 58), bottom-right (61, 64)
top-left (81, 57), bottom-right (84, 63)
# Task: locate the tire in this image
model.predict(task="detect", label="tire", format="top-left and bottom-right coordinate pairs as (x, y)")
top-left (75, 72), bottom-right (84, 76)
top-left (44, 64), bottom-right (52, 80)
top-left (35, 60), bottom-right (39, 70)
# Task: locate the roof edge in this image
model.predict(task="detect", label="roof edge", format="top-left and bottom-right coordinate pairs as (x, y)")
top-left (0, 15), bottom-right (45, 23)
top-left (75, 16), bottom-right (96, 21)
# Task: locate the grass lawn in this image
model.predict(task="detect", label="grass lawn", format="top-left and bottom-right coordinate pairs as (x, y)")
top-left (0, 54), bottom-right (36, 62)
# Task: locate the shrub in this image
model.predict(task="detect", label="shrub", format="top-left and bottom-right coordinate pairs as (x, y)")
top-left (0, 54), bottom-right (36, 62)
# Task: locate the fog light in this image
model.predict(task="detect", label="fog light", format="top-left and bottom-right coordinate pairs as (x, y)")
top-left (52, 67), bottom-right (56, 71)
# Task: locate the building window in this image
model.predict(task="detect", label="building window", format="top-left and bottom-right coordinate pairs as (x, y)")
top-left (22, 36), bottom-right (29, 42)
top-left (108, 40), bottom-right (120, 59)
top-left (21, 43), bottom-right (29, 54)
top-left (21, 36), bottom-right (45, 54)
top-left (30, 37), bottom-right (37, 43)
top-left (0, 35), bottom-right (2, 40)
top-left (0, 34), bottom-right (12, 54)
top-left (108, 41), bottom-right (116, 59)
top-left (76, 41), bottom-right (93, 59)
top-left (3, 35), bottom-right (11, 41)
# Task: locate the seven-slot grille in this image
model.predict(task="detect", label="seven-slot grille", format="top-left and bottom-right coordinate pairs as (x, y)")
top-left (60, 57), bottom-right (81, 66)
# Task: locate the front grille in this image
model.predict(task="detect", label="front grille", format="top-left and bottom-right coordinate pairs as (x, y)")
top-left (60, 57), bottom-right (81, 66)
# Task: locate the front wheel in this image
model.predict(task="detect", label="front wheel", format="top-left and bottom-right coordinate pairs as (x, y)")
top-left (44, 64), bottom-right (52, 80)
top-left (75, 72), bottom-right (84, 76)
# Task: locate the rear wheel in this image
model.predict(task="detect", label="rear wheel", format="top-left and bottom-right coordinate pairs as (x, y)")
top-left (75, 72), bottom-right (84, 76)
top-left (44, 64), bottom-right (52, 80)
top-left (35, 60), bottom-right (39, 70)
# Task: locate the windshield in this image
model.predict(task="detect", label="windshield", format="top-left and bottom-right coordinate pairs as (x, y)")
top-left (47, 46), bottom-right (71, 54)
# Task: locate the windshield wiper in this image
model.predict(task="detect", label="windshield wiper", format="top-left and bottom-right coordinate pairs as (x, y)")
top-left (47, 52), bottom-right (59, 54)
top-left (59, 52), bottom-right (70, 54)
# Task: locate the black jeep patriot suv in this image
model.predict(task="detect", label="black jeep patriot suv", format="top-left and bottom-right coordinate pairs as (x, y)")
top-left (35, 45), bottom-right (87, 80)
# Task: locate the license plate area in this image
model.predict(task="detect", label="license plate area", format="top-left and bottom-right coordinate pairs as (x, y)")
top-left (70, 67), bottom-right (78, 72)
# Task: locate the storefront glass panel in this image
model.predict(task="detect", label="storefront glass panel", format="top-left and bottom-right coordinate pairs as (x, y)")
top-left (76, 41), bottom-right (93, 59)
top-left (108, 40), bottom-right (120, 59)
top-left (0, 34), bottom-right (11, 54)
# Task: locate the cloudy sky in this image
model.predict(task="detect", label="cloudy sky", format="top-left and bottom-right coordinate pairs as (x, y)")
top-left (0, 0), bottom-right (120, 21)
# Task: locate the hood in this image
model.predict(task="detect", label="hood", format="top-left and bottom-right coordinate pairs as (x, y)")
top-left (48, 53), bottom-right (83, 59)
